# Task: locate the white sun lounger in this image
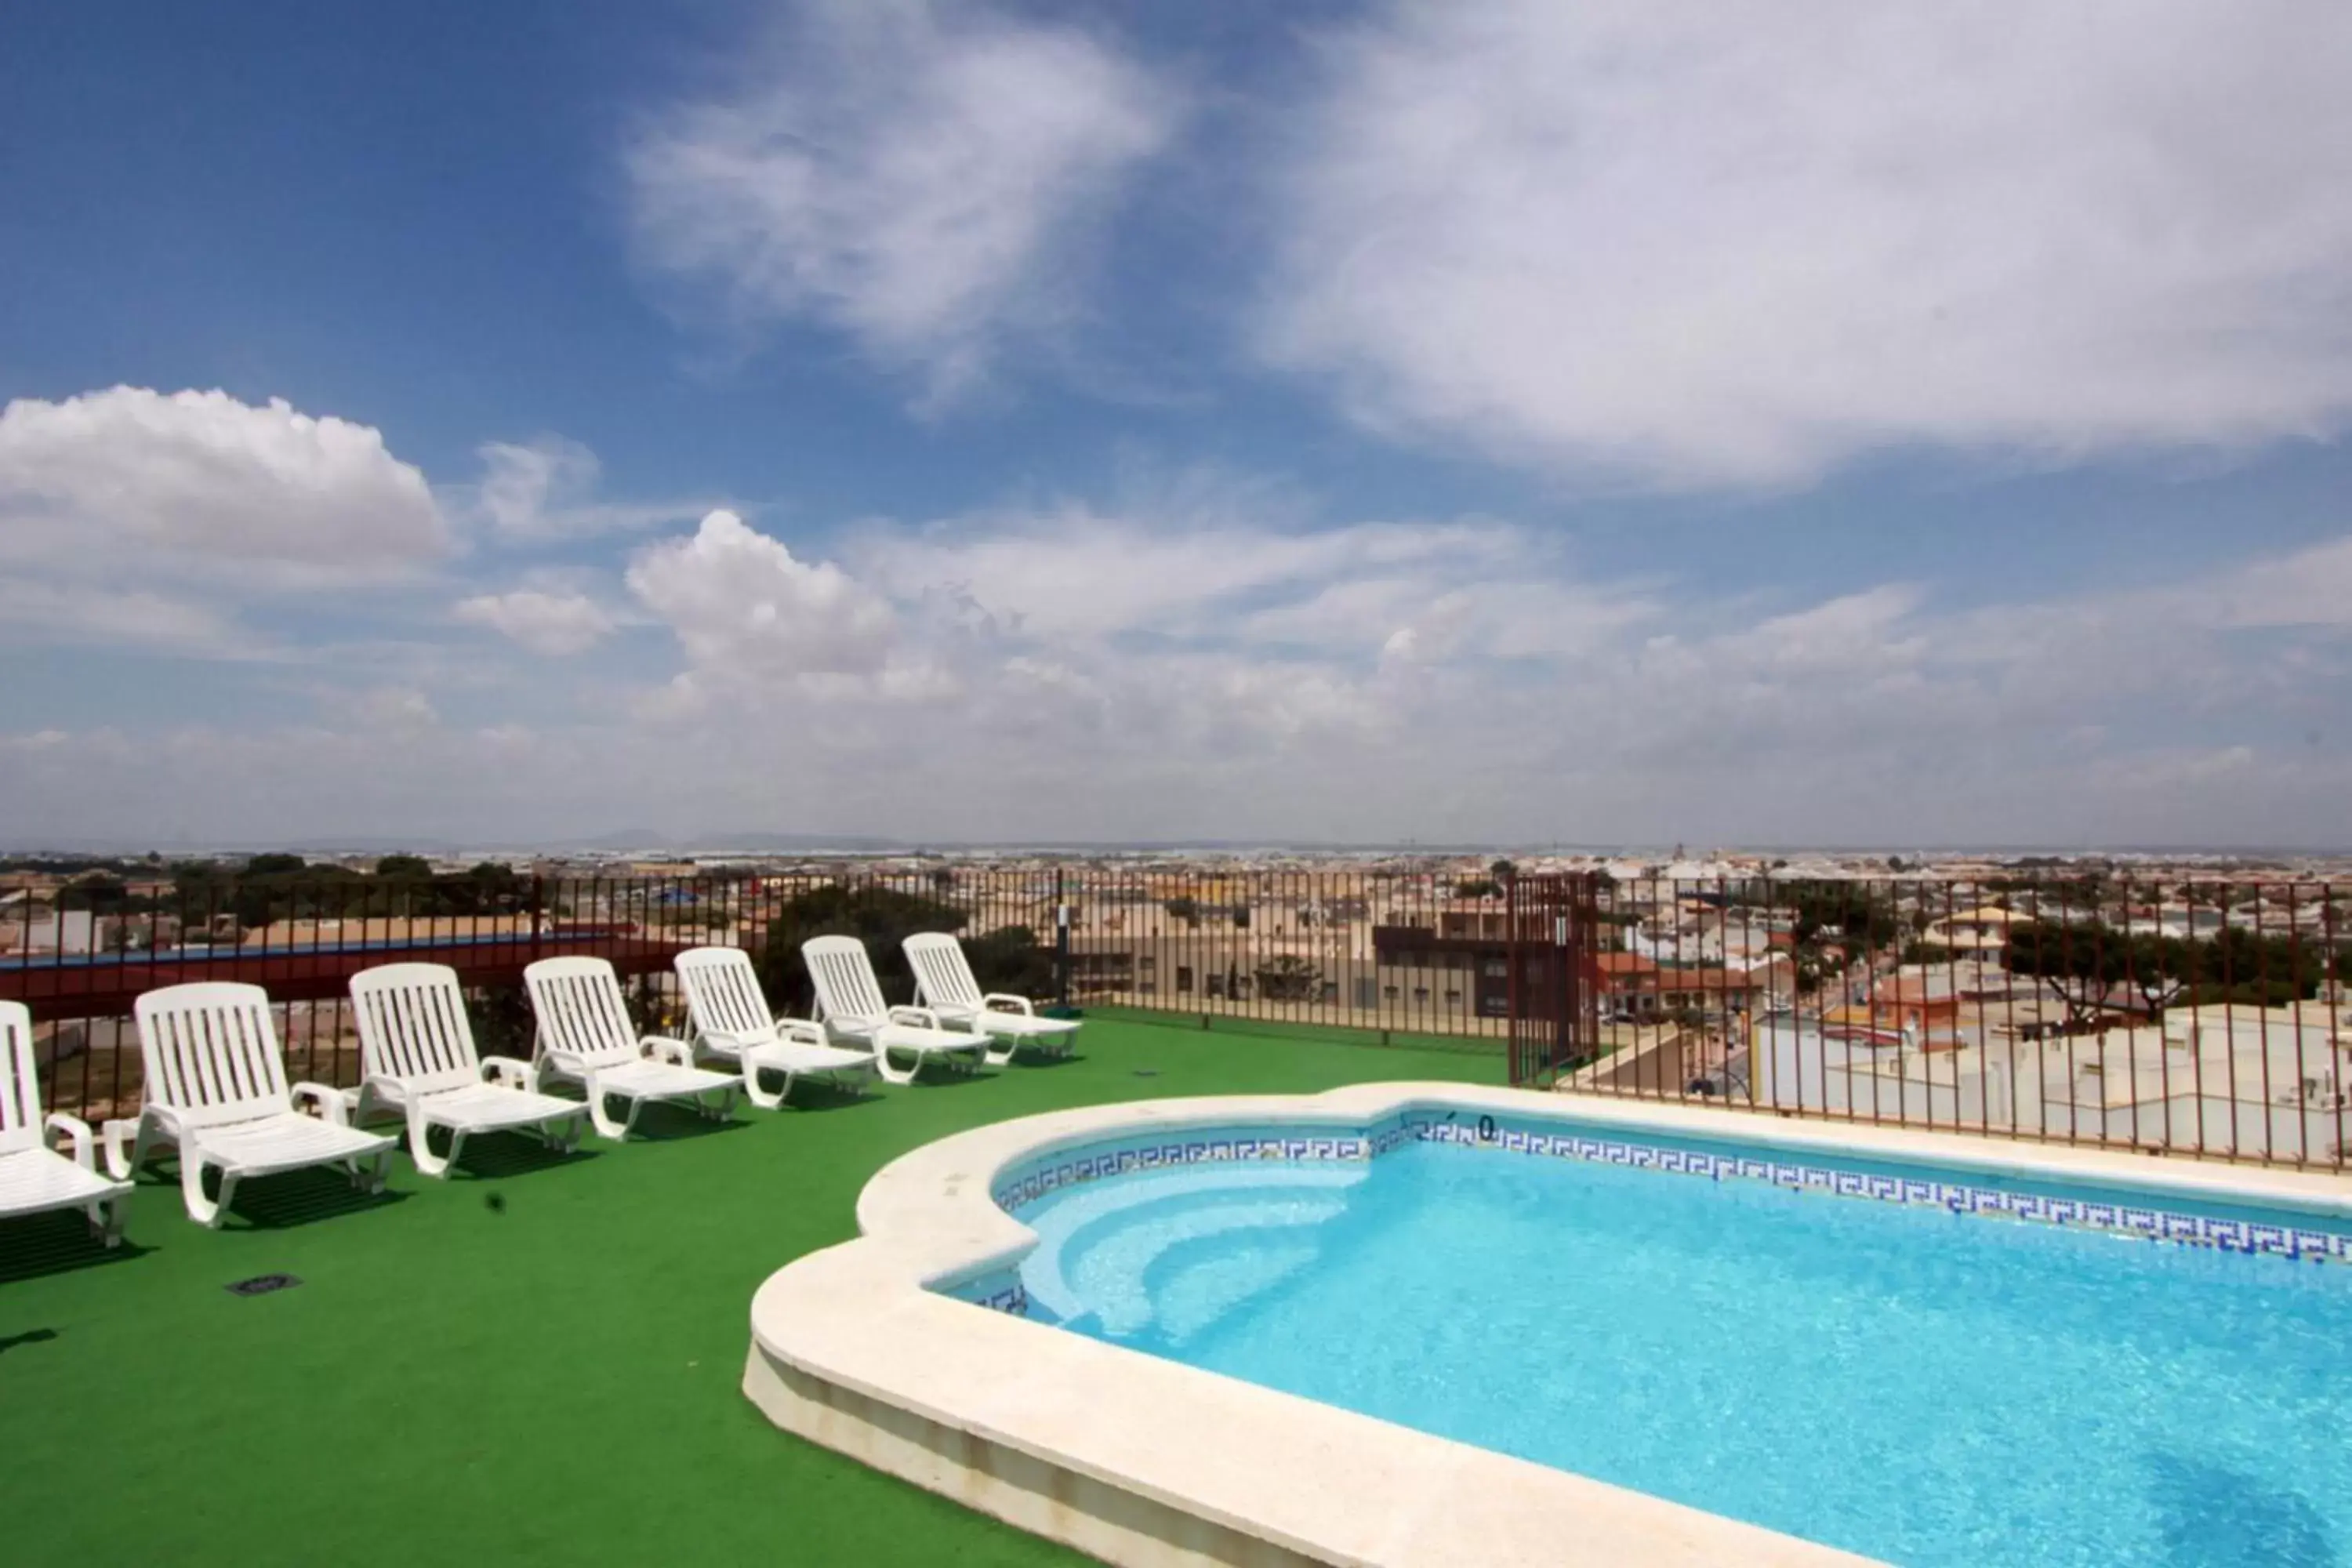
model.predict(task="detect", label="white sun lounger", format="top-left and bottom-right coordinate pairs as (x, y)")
top-left (109, 982), bottom-right (395, 1228)
top-left (801, 935), bottom-right (987, 1086)
top-left (903, 931), bottom-right (1080, 1066)
top-left (348, 963), bottom-right (588, 1176)
top-left (1, 1000), bottom-right (131, 1246)
top-left (522, 956), bottom-right (740, 1140)
top-left (672, 946), bottom-right (879, 1109)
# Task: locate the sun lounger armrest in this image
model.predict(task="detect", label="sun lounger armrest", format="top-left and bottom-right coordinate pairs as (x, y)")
top-left (540, 1047), bottom-right (593, 1077)
top-left (700, 1025), bottom-right (775, 1051)
top-left (641, 1034), bottom-right (698, 1069)
top-left (44, 1112), bottom-right (98, 1170)
top-left (478, 1056), bottom-right (535, 1091)
top-left (106, 1105), bottom-right (183, 1179)
top-left (290, 1082), bottom-right (352, 1125)
top-left (982, 993), bottom-right (1036, 1016)
top-left (775, 1018), bottom-right (829, 1047)
top-left (887, 1006), bottom-right (942, 1029)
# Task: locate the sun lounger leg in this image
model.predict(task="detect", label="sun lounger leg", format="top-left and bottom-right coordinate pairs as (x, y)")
top-left (182, 1156), bottom-right (231, 1228)
top-left (87, 1190), bottom-right (125, 1247)
top-left (408, 1106), bottom-right (453, 1178)
top-left (347, 1148), bottom-right (391, 1194)
top-left (583, 1071), bottom-right (637, 1142)
top-left (544, 1111), bottom-right (585, 1152)
top-left (107, 1112), bottom-right (168, 1182)
top-left (744, 1058), bottom-right (788, 1111)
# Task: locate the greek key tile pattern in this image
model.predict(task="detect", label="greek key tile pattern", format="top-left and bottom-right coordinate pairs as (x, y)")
top-left (992, 1131), bottom-right (1373, 1214)
top-left (962, 1112), bottom-right (2352, 1302)
top-left (1406, 1117), bottom-right (2352, 1265)
top-left (942, 1267), bottom-right (1032, 1317)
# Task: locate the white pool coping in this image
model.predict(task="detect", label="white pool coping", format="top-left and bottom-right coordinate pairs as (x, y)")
top-left (743, 1083), bottom-right (2352, 1567)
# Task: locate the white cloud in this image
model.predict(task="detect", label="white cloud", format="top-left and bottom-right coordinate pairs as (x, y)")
top-left (452, 589), bottom-right (619, 656)
top-left (2204, 535), bottom-right (2352, 630)
top-left (855, 502), bottom-right (1537, 645)
top-left (0, 387), bottom-right (448, 581)
top-left (626, 0), bottom-right (1182, 405)
top-left (0, 576), bottom-right (249, 655)
top-left (470, 436), bottom-right (713, 538)
top-left (9, 465), bottom-right (2352, 848)
top-left (625, 509), bottom-right (902, 688)
top-left (1268, 2), bottom-right (2352, 487)
top-left (350, 687), bottom-right (439, 729)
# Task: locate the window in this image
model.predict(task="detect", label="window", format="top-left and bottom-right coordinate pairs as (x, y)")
top-left (1207, 973), bottom-right (1226, 998)
top-left (1482, 959), bottom-right (1508, 978)
top-left (1444, 989), bottom-right (1461, 1004)
top-left (1137, 982), bottom-right (1156, 995)
top-left (1383, 984), bottom-right (1399, 1000)
top-left (1412, 985), bottom-right (1429, 1003)
top-left (1176, 965), bottom-right (1193, 993)
top-left (1138, 954), bottom-right (1156, 974)
top-left (1354, 977), bottom-right (1377, 1009)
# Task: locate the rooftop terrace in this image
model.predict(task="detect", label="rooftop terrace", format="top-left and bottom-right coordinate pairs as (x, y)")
top-left (0, 1014), bottom-right (1499, 1568)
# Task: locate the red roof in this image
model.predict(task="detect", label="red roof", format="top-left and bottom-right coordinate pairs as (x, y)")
top-left (1653, 967), bottom-right (1762, 993)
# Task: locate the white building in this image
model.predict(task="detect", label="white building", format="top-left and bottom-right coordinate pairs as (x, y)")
top-left (1751, 1003), bottom-right (2352, 1163)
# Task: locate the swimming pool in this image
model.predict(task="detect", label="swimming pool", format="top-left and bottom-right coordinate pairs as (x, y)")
top-left (745, 1086), bottom-right (2352, 1567)
top-left (982, 1112), bottom-right (2352, 1566)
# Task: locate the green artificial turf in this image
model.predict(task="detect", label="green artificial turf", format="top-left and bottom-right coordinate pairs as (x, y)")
top-left (0, 1016), bottom-right (1501, 1567)
top-left (1080, 1004), bottom-right (1508, 1057)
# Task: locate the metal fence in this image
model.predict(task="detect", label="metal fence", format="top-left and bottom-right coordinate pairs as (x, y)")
top-left (1557, 873), bottom-right (2350, 1170)
top-left (3, 864), bottom-right (2346, 1169)
top-left (1, 865), bottom-right (1577, 1124)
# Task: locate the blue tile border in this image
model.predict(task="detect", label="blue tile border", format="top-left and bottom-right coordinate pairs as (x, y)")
top-left (946, 1110), bottom-right (2352, 1313)
top-left (943, 1265), bottom-right (1032, 1318)
top-left (1406, 1118), bottom-right (2352, 1265)
top-left (989, 1131), bottom-right (1371, 1214)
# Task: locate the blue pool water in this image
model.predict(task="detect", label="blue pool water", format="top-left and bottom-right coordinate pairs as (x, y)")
top-left (1008, 1138), bottom-right (2352, 1567)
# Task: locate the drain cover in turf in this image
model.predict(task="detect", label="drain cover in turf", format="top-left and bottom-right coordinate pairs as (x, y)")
top-left (224, 1274), bottom-right (302, 1297)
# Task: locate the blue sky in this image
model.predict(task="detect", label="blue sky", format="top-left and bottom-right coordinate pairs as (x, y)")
top-left (4, 0), bottom-right (2350, 849)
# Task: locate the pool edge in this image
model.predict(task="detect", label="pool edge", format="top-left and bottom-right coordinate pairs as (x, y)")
top-left (746, 1083), bottom-right (2352, 1566)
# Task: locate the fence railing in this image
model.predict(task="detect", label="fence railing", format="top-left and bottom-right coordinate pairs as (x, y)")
top-left (1, 865), bottom-right (1568, 1123)
top-left (3, 864), bottom-right (2345, 1168)
top-left (1557, 873), bottom-right (2350, 1171)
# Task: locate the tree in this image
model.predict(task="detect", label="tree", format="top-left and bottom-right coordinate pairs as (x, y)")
top-left (757, 884), bottom-right (970, 1014)
top-left (963, 924), bottom-right (1058, 999)
top-left (1254, 953), bottom-right (1320, 1001)
top-left (244, 853), bottom-right (307, 876)
top-left (2005, 918), bottom-right (2325, 1025)
top-left (1455, 877), bottom-right (1502, 900)
top-left (468, 979), bottom-right (536, 1059)
top-left (1785, 883), bottom-right (1900, 951)
top-left (748, 896), bottom-right (1051, 1000)
top-left (375, 855), bottom-right (434, 879)
top-left (2005, 920), bottom-right (2191, 1029)
top-left (2180, 925), bottom-right (2325, 1007)
top-left (1164, 896), bottom-right (1200, 927)
top-left (1490, 858), bottom-right (1518, 880)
